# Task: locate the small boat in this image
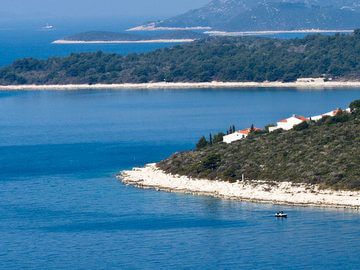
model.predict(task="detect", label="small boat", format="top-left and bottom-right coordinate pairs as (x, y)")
top-left (275, 211), bottom-right (287, 218)
top-left (41, 24), bottom-right (55, 30)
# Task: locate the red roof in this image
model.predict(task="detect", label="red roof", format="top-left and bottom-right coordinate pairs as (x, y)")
top-left (237, 127), bottom-right (262, 135)
top-left (278, 115), bottom-right (308, 124)
top-left (333, 108), bottom-right (341, 115)
top-left (321, 108), bottom-right (341, 118)
top-left (295, 115), bottom-right (309, 121)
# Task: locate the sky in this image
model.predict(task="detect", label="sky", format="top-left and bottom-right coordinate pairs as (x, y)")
top-left (0, 0), bottom-right (210, 21)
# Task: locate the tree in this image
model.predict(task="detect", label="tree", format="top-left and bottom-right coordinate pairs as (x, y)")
top-left (196, 136), bottom-right (209, 149)
top-left (232, 125), bottom-right (236, 133)
top-left (250, 124), bottom-right (255, 133)
top-left (209, 133), bottom-right (213, 145)
top-left (354, 29), bottom-right (360, 37)
top-left (293, 121), bottom-right (309, 131)
top-left (201, 154), bottom-right (221, 170)
top-left (265, 124), bottom-right (276, 132)
top-left (213, 132), bottom-right (225, 143)
top-left (349, 99), bottom-right (360, 113)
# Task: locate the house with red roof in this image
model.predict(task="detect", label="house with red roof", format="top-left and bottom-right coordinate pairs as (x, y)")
top-left (310, 108), bottom-right (349, 121)
top-left (223, 127), bottom-right (262, 144)
top-left (269, 114), bottom-right (309, 132)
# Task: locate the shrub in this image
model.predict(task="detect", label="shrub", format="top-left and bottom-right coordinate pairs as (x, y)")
top-left (196, 136), bottom-right (209, 149)
top-left (326, 110), bottom-right (350, 124)
top-left (264, 124), bottom-right (276, 132)
top-left (293, 121), bottom-right (309, 131)
top-left (349, 99), bottom-right (360, 113)
top-left (201, 154), bottom-right (221, 170)
top-left (213, 132), bottom-right (225, 144)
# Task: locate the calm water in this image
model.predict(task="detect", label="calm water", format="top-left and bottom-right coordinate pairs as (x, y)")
top-left (0, 29), bottom-right (178, 67)
top-left (1, 89), bottom-right (360, 269)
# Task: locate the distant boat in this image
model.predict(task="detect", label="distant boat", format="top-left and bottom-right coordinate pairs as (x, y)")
top-left (42, 24), bottom-right (55, 30)
top-left (275, 211), bottom-right (287, 218)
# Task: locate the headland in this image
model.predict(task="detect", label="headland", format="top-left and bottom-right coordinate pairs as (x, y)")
top-left (119, 164), bottom-right (360, 209)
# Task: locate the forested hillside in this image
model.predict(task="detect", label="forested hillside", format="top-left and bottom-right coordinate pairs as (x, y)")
top-left (1, 31), bottom-right (360, 85)
top-left (158, 100), bottom-right (360, 191)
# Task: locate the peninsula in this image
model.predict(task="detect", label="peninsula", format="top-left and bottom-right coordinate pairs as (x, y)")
top-left (53, 30), bottom-right (207, 44)
top-left (1, 30), bottom-right (360, 86)
top-left (119, 100), bottom-right (360, 209)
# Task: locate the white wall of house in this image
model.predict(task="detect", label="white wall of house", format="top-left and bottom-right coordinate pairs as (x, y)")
top-left (277, 117), bottom-right (304, 130)
top-left (223, 132), bottom-right (247, 144)
top-left (310, 108), bottom-right (350, 122)
top-left (268, 115), bottom-right (308, 132)
top-left (268, 126), bottom-right (281, 132)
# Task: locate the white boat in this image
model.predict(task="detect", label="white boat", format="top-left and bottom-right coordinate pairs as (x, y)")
top-left (42, 24), bottom-right (55, 30)
top-left (275, 212), bottom-right (287, 218)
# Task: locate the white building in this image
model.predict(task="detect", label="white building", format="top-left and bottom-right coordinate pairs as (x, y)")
top-left (310, 108), bottom-right (350, 121)
top-left (269, 115), bottom-right (309, 132)
top-left (223, 127), bottom-right (262, 144)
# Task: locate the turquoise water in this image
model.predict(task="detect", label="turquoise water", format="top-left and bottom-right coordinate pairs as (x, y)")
top-left (1, 89), bottom-right (360, 269)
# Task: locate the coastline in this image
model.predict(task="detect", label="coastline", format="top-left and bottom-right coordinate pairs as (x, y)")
top-left (126, 24), bottom-right (352, 34)
top-left (205, 29), bottom-right (353, 36)
top-left (119, 164), bottom-right (360, 209)
top-left (127, 23), bottom-right (211, 31)
top-left (2, 80), bottom-right (360, 91)
top-left (52, 39), bottom-right (195, 44)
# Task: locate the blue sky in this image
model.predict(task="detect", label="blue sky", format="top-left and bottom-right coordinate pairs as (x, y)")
top-left (1, 0), bottom-right (210, 20)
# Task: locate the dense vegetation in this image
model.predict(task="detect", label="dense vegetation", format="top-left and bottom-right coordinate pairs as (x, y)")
top-left (157, 100), bottom-right (360, 191)
top-left (2, 30), bottom-right (360, 85)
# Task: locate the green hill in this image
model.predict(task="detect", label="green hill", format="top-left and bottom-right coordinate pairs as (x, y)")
top-left (1, 30), bottom-right (360, 85)
top-left (157, 100), bottom-right (360, 191)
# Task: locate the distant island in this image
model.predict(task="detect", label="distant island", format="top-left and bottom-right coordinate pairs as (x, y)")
top-left (1, 30), bottom-right (360, 86)
top-left (119, 99), bottom-right (360, 208)
top-left (53, 30), bottom-right (207, 44)
top-left (128, 0), bottom-right (360, 32)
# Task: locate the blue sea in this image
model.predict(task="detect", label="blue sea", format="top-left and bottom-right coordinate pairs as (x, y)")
top-left (0, 28), bottom-right (360, 269)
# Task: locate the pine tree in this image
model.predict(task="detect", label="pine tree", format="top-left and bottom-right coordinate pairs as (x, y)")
top-left (213, 132), bottom-right (225, 143)
top-left (196, 136), bottom-right (209, 149)
top-left (209, 132), bottom-right (213, 145)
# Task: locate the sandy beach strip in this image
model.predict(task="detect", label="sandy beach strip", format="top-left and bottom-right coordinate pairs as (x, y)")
top-left (52, 39), bottom-right (195, 44)
top-left (118, 163), bottom-right (360, 209)
top-left (127, 23), bottom-right (212, 31)
top-left (205, 29), bottom-right (353, 36)
top-left (2, 81), bottom-right (360, 91)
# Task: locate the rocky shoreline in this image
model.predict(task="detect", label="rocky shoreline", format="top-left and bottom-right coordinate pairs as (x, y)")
top-left (118, 163), bottom-right (360, 209)
top-left (2, 80), bottom-right (360, 91)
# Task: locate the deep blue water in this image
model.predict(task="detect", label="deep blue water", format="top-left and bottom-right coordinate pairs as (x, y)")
top-left (1, 88), bottom-right (360, 269)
